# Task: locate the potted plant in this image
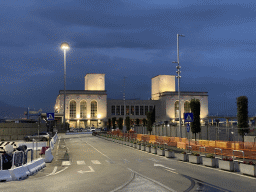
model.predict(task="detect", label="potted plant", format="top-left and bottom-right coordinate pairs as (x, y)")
top-left (157, 146), bottom-right (165, 156)
top-left (165, 148), bottom-right (175, 158)
top-left (188, 152), bottom-right (201, 164)
top-left (133, 141), bottom-right (137, 148)
top-left (201, 153), bottom-right (216, 167)
top-left (141, 143), bottom-right (146, 151)
top-left (240, 161), bottom-right (256, 176)
top-left (146, 144), bottom-right (151, 153)
top-left (219, 157), bottom-right (234, 171)
top-left (151, 144), bottom-right (157, 154)
top-left (130, 140), bottom-right (134, 147)
top-left (176, 151), bottom-right (188, 161)
top-left (137, 142), bottom-right (141, 150)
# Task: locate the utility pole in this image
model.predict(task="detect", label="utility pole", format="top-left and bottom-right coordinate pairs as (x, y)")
top-left (123, 76), bottom-right (126, 133)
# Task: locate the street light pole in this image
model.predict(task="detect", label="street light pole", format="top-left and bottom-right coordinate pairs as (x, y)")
top-left (173, 34), bottom-right (185, 138)
top-left (123, 77), bottom-right (126, 133)
top-left (61, 42), bottom-right (70, 131)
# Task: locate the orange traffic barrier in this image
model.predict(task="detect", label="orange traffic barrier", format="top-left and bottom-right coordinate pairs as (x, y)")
top-left (177, 142), bottom-right (186, 149)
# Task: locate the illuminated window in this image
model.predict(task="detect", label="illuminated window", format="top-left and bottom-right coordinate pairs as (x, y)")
top-left (111, 105), bottom-right (115, 115)
top-left (184, 101), bottom-right (190, 113)
top-left (91, 101), bottom-right (97, 118)
top-left (126, 105), bottom-right (129, 115)
top-left (175, 101), bottom-right (179, 118)
top-left (140, 106), bottom-right (144, 115)
top-left (80, 101), bottom-right (87, 118)
top-left (70, 100), bottom-right (76, 118)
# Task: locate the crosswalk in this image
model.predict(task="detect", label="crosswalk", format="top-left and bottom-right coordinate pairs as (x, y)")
top-left (62, 158), bottom-right (161, 166)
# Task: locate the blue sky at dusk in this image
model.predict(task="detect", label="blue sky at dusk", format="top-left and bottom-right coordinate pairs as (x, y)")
top-left (1, 0), bottom-right (256, 118)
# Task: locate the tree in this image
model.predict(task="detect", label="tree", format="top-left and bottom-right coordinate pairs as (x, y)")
top-left (190, 98), bottom-right (201, 141)
top-left (136, 118), bottom-right (140, 126)
top-left (142, 118), bottom-right (147, 126)
top-left (108, 118), bottom-right (111, 130)
top-left (112, 117), bottom-right (116, 129)
top-left (146, 111), bottom-right (155, 135)
top-left (237, 96), bottom-right (249, 142)
top-left (118, 118), bottom-right (123, 131)
top-left (125, 116), bottom-right (131, 132)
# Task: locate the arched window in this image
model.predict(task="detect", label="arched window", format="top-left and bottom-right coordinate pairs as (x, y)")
top-left (70, 100), bottom-right (76, 118)
top-left (184, 101), bottom-right (190, 113)
top-left (91, 101), bottom-right (97, 118)
top-left (175, 101), bottom-right (179, 118)
top-left (80, 101), bottom-right (87, 118)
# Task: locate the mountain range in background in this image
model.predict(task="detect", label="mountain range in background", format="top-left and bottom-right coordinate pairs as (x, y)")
top-left (0, 101), bottom-right (28, 119)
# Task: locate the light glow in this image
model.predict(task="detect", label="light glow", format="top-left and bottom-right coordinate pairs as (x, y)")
top-left (61, 42), bottom-right (70, 50)
top-left (97, 114), bottom-right (101, 118)
top-left (87, 114), bottom-right (90, 118)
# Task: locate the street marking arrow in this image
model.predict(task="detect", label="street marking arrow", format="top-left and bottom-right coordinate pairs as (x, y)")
top-left (78, 166), bottom-right (95, 174)
top-left (154, 163), bottom-right (175, 171)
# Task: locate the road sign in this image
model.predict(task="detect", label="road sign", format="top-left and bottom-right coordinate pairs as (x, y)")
top-left (47, 113), bottom-right (54, 121)
top-left (186, 124), bottom-right (190, 132)
top-left (184, 113), bottom-right (193, 122)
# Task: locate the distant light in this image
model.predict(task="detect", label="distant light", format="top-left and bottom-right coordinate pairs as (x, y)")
top-left (87, 114), bottom-right (90, 118)
top-left (97, 114), bottom-right (101, 118)
top-left (76, 114), bottom-right (80, 119)
top-left (61, 42), bottom-right (70, 50)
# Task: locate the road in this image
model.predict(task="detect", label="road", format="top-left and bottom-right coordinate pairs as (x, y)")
top-left (1, 134), bottom-right (256, 191)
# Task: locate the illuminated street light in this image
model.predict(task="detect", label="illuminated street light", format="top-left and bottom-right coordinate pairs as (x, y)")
top-left (61, 42), bottom-right (70, 131)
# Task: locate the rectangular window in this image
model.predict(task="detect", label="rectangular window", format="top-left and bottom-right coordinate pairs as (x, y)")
top-left (121, 105), bottom-right (124, 115)
top-left (135, 106), bottom-right (139, 115)
top-left (145, 106), bottom-right (149, 114)
top-left (149, 106), bottom-right (153, 112)
top-left (116, 106), bottom-right (120, 115)
top-left (140, 106), bottom-right (144, 116)
top-left (126, 105), bottom-right (129, 115)
top-left (131, 106), bottom-right (134, 115)
top-left (111, 106), bottom-right (115, 115)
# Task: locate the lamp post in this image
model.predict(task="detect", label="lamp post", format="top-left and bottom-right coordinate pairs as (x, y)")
top-left (61, 42), bottom-right (70, 131)
top-left (172, 34), bottom-right (185, 138)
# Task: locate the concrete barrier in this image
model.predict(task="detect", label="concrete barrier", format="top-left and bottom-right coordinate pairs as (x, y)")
top-left (45, 148), bottom-right (53, 163)
top-left (0, 170), bottom-right (12, 182)
top-left (9, 165), bottom-right (30, 180)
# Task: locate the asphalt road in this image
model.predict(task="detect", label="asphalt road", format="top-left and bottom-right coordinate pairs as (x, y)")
top-left (1, 134), bottom-right (256, 192)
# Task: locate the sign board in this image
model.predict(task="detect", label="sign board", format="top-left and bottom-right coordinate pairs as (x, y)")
top-left (186, 124), bottom-right (190, 132)
top-left (47, 113), bottom-right (55, 121)
top-left (184, 113), bottom-right (193, 122)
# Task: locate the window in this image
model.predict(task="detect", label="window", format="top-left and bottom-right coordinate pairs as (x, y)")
top-left (145, 106), bottom-right (149, 114)
top-left (184, 101), bottom-right (190, 113)
top-left (126, 105), bottom-right (129, 115)
top-left (140, 106), bottom-right (144, 116)
top-left (91, 101), bottom-right (97, 118)
top-left (135, 106), bottom-right (139, 115)
top-left (111, 105), bottom-right (115, 115)
top-left (121, 105), bottom-right (124, 115)
top-left (80, 101), bottom-right (87, 118)
top-left (116, 105), bottom-right (120, 115)
top-left (175, 101), bottom-right (179, 118)
top-left (131, 106), bottom-right (134, 115)
top-left (70, 100), bottom-right (76, 118)
top-left (149, 106), bottom-right (153, 112)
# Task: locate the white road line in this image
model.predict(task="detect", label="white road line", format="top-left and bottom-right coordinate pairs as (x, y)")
top-left (62, 161), bottom-right (71, 166)
top-left (46, 166), bottom-right (58, 176)
top-left (91, 160), bottom-right (101, 164)
top-left (86, 142), bottom-right (111, 159)
top-left (54, 167), bottom-right (68, 175)
top-left (77, 161), bottom-right (86, 165)
top-left (154, 163), bottom-right (175, 170)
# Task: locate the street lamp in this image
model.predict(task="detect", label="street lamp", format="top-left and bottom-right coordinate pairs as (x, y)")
top-left (172, 34), bottom-right (185, 138)
top-left (61, 42), bottom-right (70, 131)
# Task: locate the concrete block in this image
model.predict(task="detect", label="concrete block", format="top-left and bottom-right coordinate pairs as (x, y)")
top-left (0, 170), bottom-right (12, 182)
top-left (45, 148), bottom-right (54, 163)
top-left (9, 165), bottom-right (30, 181)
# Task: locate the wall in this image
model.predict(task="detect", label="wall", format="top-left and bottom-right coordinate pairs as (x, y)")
top-left (0, 123), bottom-right (47, 141)
top-left (84, 74), bottom-right (105, 91)
top-left (151, 75), bottom-right (175, 100)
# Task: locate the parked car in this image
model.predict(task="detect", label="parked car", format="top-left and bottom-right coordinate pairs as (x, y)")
top-left (24, 132), bottom-right (50, 141)
top-left (89, 127), bottom-right (95, 132)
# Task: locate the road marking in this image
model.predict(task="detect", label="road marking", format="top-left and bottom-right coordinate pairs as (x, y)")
top-left (154, 163), bottom-right (175, 171)
top-left (62, 161), bottom-right (71, 166)
top-left (105, 159), bottom-right (115, 164)
top-left (55, 167), bottom-right (68, 175)
top-left (46, 166), bottom-right (58, 176)
top-left (78, 166), bottom-right (95, 173)
top-left (123, 159), bottom-right (129, 163)
top-left (149, 158), bottom-right (159, 162)
top-left (91, 160), bottom-right (101, 164)
top-left (165, 169), bottom-right (179, 174)
top-left (86, 142), bottom-right (111, 159)
top-left (77, 161), bottom-right (85, 165)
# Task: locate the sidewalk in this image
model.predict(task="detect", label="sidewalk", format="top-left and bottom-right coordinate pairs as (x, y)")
top-left (27, 135), bottom-right (69, 179)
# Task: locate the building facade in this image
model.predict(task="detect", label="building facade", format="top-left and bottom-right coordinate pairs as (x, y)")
top-left (54, 74), bottom-right (208, 128)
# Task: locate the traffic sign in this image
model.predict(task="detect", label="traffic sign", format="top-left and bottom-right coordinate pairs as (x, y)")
top-left (184, 113), bottom-right (193, 122)
top-left (186, 124), bottom-right (190, 132)
top-left (47, 113), bottom-right (54, 121)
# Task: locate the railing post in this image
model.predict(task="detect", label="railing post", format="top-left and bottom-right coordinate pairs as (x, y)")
top-left (214, 148), bottom-right (223, 159)
top-left (199, 146), bottom-right (206, 155)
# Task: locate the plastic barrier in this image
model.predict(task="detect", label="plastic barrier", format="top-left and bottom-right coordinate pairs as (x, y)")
top-left (0, 155), bottom-right (12, 182)
top-left (45, 148), bottom-right (53, 163)
top-left (9, 151), bottom-right (29, 180)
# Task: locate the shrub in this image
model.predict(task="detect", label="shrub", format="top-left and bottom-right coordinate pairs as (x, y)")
top-left (192, 152), bottom-right (200, 156)
top-left (206, 153), bottom-right (215, 158)
top-left (181, 151), bottom-right (186, 154)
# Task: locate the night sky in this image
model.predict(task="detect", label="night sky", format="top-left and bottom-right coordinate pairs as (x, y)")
top-left (1, 0), bottom-right (256, 118)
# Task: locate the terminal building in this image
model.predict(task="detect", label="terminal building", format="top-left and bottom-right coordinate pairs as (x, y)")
top-left (54, 74), bottom-right (208, 128)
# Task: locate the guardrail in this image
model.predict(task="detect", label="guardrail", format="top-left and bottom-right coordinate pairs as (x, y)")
top-left (199, 147), bottom-right (206, 155)
top-left (214, 148), bottom-right (223, 159)
top-left (233, 150), bottom-right (244, 162)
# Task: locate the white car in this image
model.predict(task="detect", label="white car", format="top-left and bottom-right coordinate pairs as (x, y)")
top-left (89, 127), bottom-right (95, 132)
